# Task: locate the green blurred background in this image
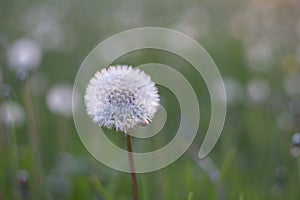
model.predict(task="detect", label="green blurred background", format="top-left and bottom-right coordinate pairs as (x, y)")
top-left (1, 0), bottom-right (300, 199)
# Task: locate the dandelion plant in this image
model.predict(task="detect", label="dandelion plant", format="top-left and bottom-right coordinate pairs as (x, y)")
top-left (84, 65), bottom-right (159, 200)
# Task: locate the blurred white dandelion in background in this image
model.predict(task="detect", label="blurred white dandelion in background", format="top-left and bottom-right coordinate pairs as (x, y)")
top-left (47, 171), bottom-right (71, 198)
top-left (31, 20), bottom-right (65, 51)
top-left (290, 132), bottom-right (300, 157)
top-left (1, 84), bottom-right (13, 98)
top-left (17, 169), bottom-right (30, 199)
top-left (17, 169), bottom-right (30, 182)
top-left (245, 39), bottom-right (274, 72)
top-left (292, 133), bottom-right (300, 146)
top-left (283, 74), bottom-right (300, 96)
top-left (55, 152), bottom-right (79, 175)
top-left (229, 1), bottom-right (278, 43)
top-left (289, 98), bottom-right (300, 115)
top-left (6, 38), bottom-right (42, 73)
top-left (171, 7), bottom-right (210, 39)
top-left (246, 78), bottom-right (271, 104)
top-left (0, 101), bottom-right (25, 126)
top-left (277, 112), bottom-right (294, 131)
top-left (46, 84), bottom-right (79, 117)
top-left (229, 0), bottom-right (295, 73)
top-left (21, 3), bottom-right (65, 28)
top-left (212, 77), bottom-right (244, 105)
top-left (112, 3), bottom-right (144, 28)
top-left (85, 65), bottom-right (160, 133)
top-left (20, 2), bottom-right (76, 52)
top-left (30, 20), bottom-right (76, 52)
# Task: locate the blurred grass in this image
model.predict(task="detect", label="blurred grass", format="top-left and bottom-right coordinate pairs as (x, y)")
top-left (1, 0), bottom-right (300, 199)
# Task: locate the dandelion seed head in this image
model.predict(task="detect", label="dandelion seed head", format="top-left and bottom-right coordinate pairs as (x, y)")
top-left (246, 78), bottom-right (270, 104)
top-left (291, 132), bottom-right (300, 157)
top-left (292, 133), bottom-right (300, 146)
top-left (84, 65), bottom-right (160, 133)
top-left (7, 38), bottom-right (42, 72)
top-left (283, 74), bottom-right (300, 96)
top-left (0, 101), bottom-right (25, 126)
top-left (17, 169), bottom-right (30, 184)
top-left (46, 84), bottom-right (78, 117)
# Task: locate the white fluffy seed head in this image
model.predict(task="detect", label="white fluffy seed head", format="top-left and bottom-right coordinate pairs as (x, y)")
top-left (84, 65), bottom-right (160, 133)
top-left (7, 38), bottom-right (42, 72)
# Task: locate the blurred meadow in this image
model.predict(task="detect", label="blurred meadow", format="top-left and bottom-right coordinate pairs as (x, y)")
top-left (1, 0), bottom-right (300, 199)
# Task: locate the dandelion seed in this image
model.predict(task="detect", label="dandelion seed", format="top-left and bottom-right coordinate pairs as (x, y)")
top-left (84, 65), bottom-right (159, 133)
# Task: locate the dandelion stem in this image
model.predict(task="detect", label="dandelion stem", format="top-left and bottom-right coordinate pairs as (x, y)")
top-left (22, 81), bottom-right (46, 198)
top-left (125, 133), bottom-right (139, 200)
top-left (297, 157), bottom-right (300, 183)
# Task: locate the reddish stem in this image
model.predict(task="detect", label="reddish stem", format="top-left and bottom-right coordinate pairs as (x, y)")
top-left (125, 134), bottom-right (139, 200)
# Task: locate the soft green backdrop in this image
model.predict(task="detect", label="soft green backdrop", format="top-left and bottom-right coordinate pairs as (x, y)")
top-left (1, 0), bottom-right (300, 199)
